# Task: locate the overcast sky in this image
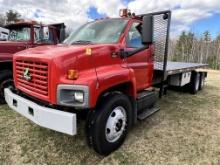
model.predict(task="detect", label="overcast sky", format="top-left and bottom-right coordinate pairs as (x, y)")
top-left (0, 0), bottom-right (220, 38)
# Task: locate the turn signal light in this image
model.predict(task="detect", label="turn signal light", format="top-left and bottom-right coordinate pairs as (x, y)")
top-left (67, 70), bottom-right (78, 80)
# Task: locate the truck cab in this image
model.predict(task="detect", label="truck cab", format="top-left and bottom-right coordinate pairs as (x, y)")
top-left (0, 21), bottom-right (65, 103)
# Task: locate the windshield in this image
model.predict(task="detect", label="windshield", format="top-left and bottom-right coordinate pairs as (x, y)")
top-left (8, 27), bottom-right (30, 41)
top-left (64, 19), bottom-right (128, 45)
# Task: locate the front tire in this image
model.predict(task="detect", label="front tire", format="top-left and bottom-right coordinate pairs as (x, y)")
top-left (0, 70), bottom-right (14, 104)
top-left (86, 93), bottom-right (133, 155)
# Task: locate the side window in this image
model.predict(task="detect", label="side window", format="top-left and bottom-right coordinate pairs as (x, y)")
top-left (34, 27), bottom-right (54, 44)
top-left (126, 22), bottom-right (145, 49)
top-left (47, 28), bottom-right (54, 43)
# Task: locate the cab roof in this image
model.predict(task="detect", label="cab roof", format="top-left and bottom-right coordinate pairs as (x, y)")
top-left (5, 21), bottom-right (43, 28)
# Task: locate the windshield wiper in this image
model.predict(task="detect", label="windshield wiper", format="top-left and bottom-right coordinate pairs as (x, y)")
top-left (71, 40), bottom-right (93, 45)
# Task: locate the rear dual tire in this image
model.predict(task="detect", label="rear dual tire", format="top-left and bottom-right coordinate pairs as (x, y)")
top-left (199, 73), bottom-right (205, 90)
top-left (190, 72), bottom-right (205, 94)
top-left (86, 93), bottom-right (133, 155)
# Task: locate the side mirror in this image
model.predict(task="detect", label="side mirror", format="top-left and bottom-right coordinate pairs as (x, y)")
top-left (119, 49), bottom-right (128, 59)
top-left (142, 15), bottom-right (153, 44)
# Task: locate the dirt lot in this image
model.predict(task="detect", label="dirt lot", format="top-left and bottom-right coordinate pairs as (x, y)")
top-left (1, 70), bottom-right (220, 165)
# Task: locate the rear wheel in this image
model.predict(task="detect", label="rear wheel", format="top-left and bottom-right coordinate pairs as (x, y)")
top-left (0, 70), bottom-right (14, 104)
top-left (86, 93), bottom-right (133, 155)
top-left (190, 72), bottom-right (200, 94)
top-left (199, 73), bottom-right (205, 90)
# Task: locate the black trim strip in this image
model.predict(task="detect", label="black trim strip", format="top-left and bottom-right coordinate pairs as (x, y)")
top-left (126, 45), bottom-right (149, 57)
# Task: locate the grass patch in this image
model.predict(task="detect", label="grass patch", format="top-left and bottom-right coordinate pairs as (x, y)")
top-left (1, 70), bottom-right (220, 164)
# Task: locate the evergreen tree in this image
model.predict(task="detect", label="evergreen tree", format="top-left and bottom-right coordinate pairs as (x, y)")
top-left (174, 31), bottom-right (186, 61)
top-left (203, 31), bottom-right (211, 42)
top-left (174, 31), bottom-right (195, 62)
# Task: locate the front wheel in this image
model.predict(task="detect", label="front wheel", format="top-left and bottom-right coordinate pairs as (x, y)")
top-left (86, 93), bottom-right (133, 155)
top-left (0, 70), bottom-right (14, 104)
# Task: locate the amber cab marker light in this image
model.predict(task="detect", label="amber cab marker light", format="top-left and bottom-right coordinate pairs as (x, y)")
top-left (119, 9), bottom-right (131, 17)
top-left (67, 70), bottom-right (78, 80)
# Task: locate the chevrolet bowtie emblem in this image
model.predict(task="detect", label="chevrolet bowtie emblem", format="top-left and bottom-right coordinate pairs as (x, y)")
top-left (23, 68), bottom-right (32, 81)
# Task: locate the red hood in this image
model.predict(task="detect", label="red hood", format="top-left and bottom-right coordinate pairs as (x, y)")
top-left (15, 44), bottom-right (118, 60)
top-left (14, 43), bottom-right (119, 71)
top-left (0, 41), bottom-right (28, 61)
top-left (0, 41), bottom-right (28, 53)
top-left (15, 44), bottom-right (86, 58)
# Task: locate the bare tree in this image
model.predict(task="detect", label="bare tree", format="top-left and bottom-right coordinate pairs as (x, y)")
top-left (0, 14), bottom-right (6, 27)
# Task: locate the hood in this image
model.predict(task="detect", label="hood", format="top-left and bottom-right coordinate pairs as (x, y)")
top-left (14, 44), bottom-right (90, 74)
top-left (15, 44), bottom-right (118, 60)
top-left (14, 43), bottom-right (120, 77)
top-left (0, 41), bottom-right (28, 54)
top-left (15, 44), bottom-right (82, 57)
top-left (0, 41), bottom-right (28, 61)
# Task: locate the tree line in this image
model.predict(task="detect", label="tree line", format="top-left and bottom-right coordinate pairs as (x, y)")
top-left (169, 31), bottom-right (220, 70)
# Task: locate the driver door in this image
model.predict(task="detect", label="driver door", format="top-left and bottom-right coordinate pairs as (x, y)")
top-left (125, 22), bottom-right (153, 91)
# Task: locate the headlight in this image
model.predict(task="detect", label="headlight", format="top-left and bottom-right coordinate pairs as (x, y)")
top-left (57, 85), bottom-right (89, 108)
top-left (74, 92), bottom-right (84, 103)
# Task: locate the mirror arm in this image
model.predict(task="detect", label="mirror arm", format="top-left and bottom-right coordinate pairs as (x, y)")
top-left (119, 49), bottom-right (127, 59)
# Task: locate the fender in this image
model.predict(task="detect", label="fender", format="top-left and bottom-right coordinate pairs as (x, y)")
top-left (88, 64), bottom-right (137, 108)
top-left (0, 53), bottom-right (13, 62)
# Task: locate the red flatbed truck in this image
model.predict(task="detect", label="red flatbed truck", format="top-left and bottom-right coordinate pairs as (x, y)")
top-left (5, 10), bottom-right (207, 155)
top-left (0, 21), bottom-right (65, 103)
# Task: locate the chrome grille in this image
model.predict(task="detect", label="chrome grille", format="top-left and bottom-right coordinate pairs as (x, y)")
top-left (15, 60), bottom-right (49, 97)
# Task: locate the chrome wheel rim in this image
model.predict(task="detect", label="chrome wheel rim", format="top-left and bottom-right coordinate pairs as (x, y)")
top-left (105, 106), bottom-right (127, 143)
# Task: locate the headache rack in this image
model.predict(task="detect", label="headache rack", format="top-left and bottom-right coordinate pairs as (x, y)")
top-left (138, 10), bottom-right (171, 98)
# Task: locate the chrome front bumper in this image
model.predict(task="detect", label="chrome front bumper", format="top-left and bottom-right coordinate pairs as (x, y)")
top-left (4, 88), bottom-right (77, 136)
